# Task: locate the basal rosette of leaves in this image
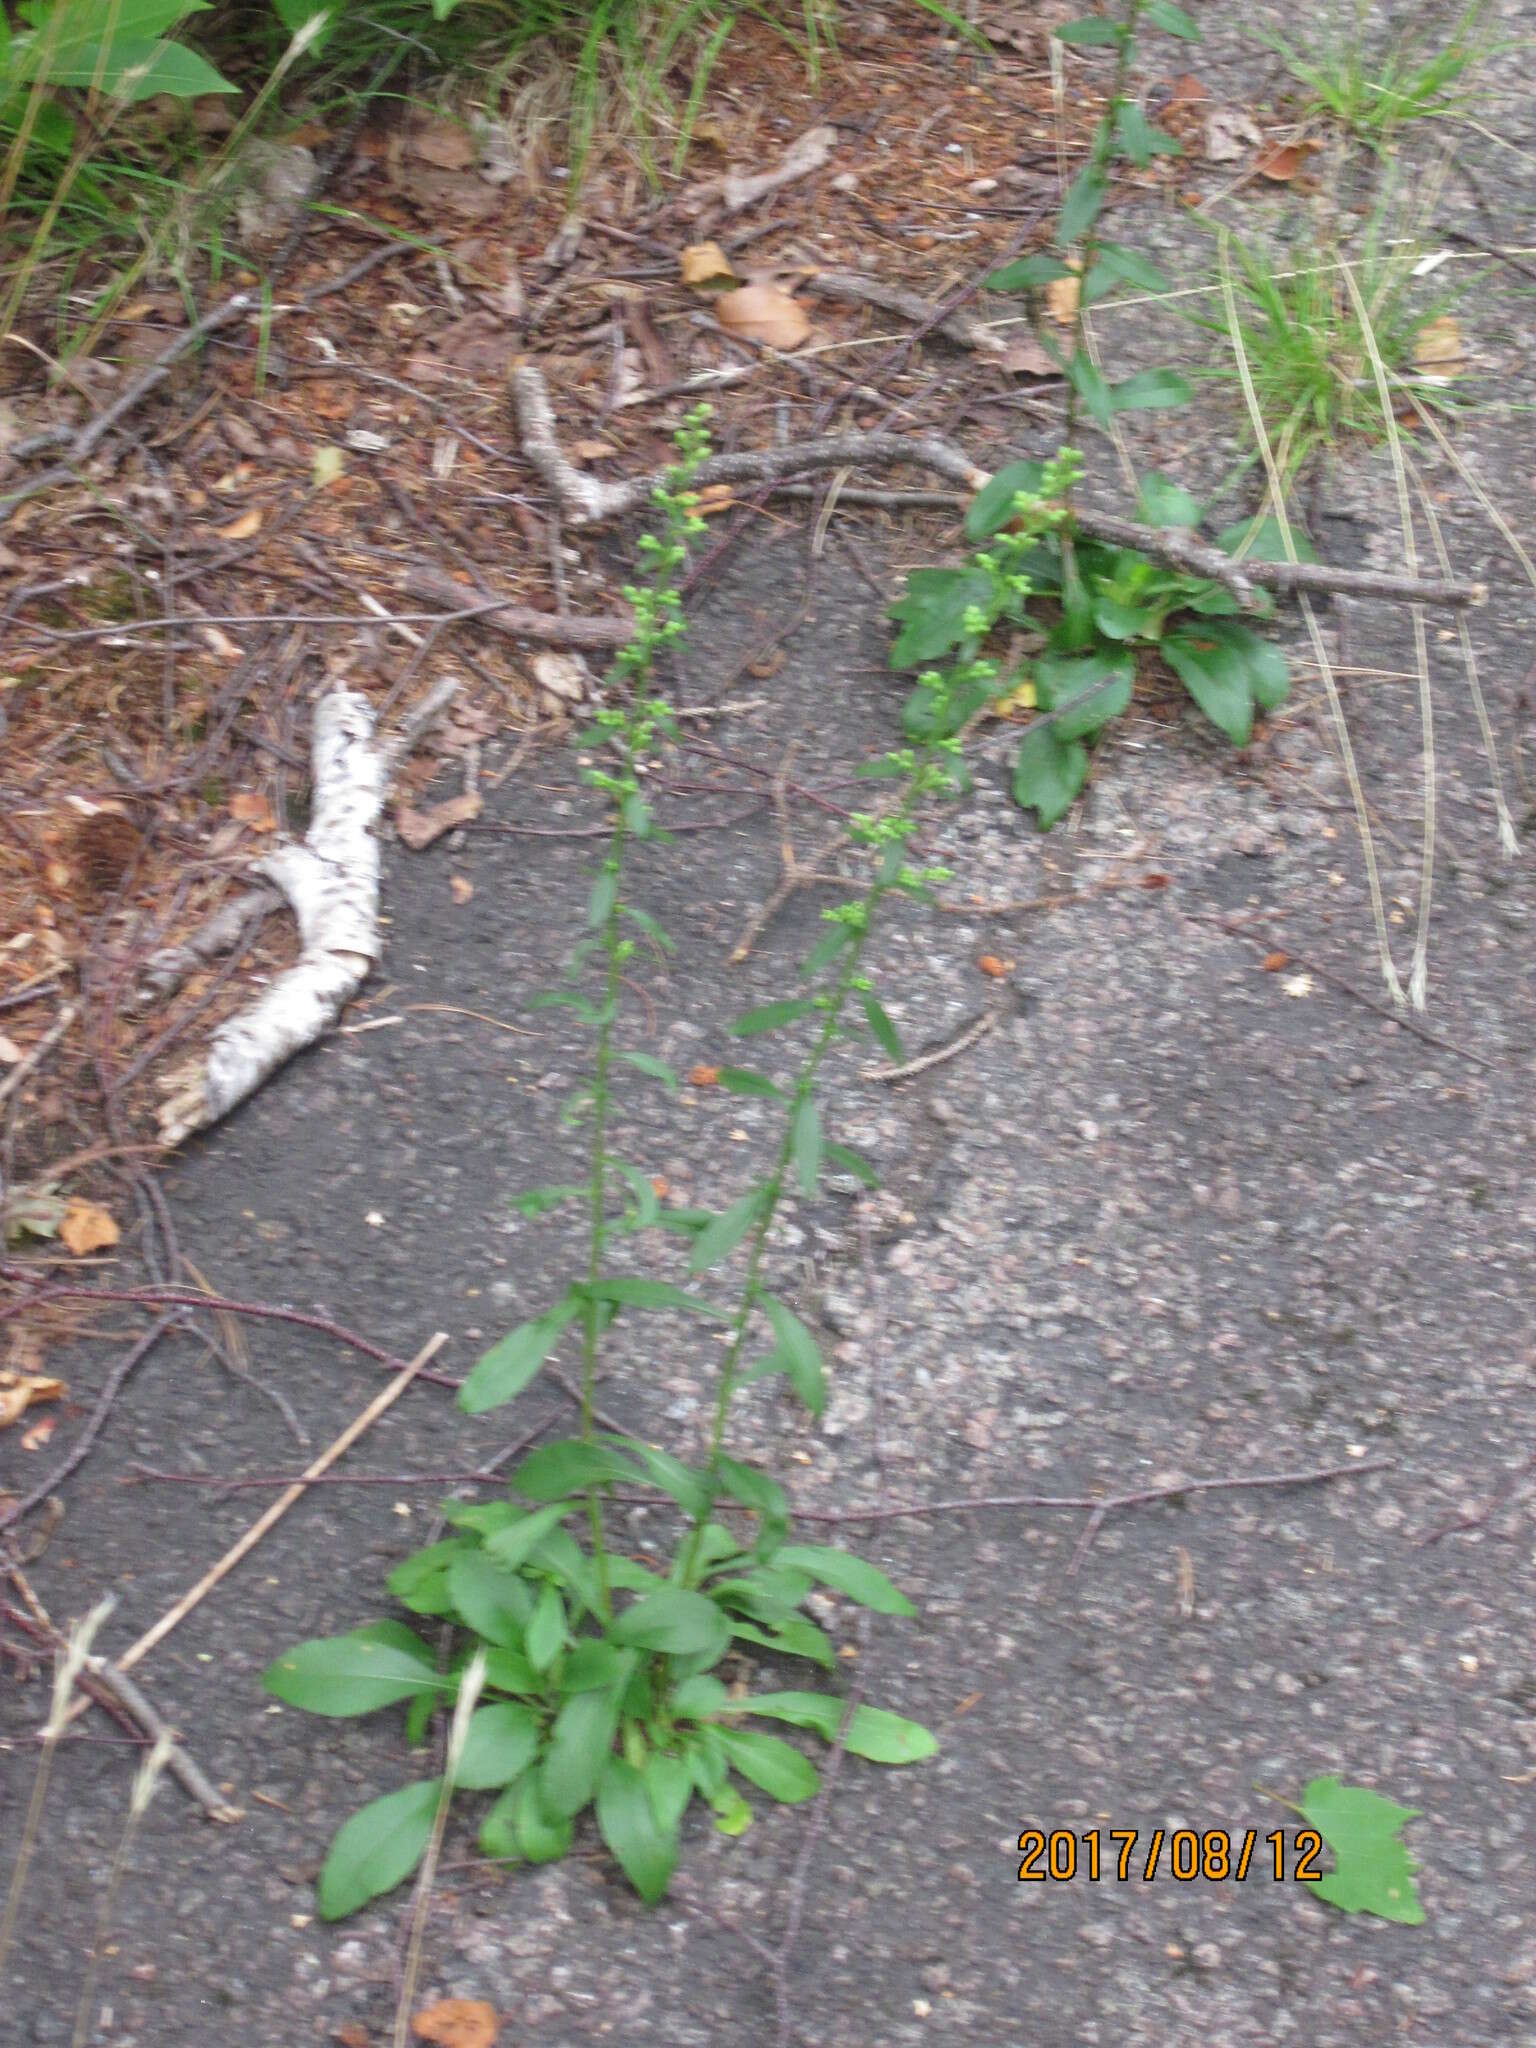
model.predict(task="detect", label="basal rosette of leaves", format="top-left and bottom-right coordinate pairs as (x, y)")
top-left (887, 0), bottom-right (1292, 829)
top-left (263, 1464), bottom-right (936, 1915)
top-left (889, 460), bottom-right (1295, 828)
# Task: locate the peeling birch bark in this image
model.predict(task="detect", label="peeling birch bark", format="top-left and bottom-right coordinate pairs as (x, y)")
top-left (156, 688), bottom-right (386, 1147)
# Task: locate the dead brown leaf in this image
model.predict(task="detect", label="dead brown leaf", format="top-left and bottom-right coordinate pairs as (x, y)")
top-left (58, 1200), bottom-right (120, 1257)
top-left (687, 1065), bottom-right (721, 1087)
top-left (409, 118), bottom-right (477, 172)
top-left (217, 506), bottom-right (264, 543)
top-left (229, 791), bottom-right (278, 832)
top-left (1044, 262), bottom-right (1080, 325)
top-left (977, 954), bottom-right (1013, 978)
top-left (411, 1998), bottom-right (500, 2048)
top-left (680, 240), bottom-right (737, 289)
top-left (715, 283), bottom-right (810, 350)
top-left (1204, 106), bottom-right (1263, 162)
top-left (0, 1372), bottom-right (65, 1430)
top-left (1254, 139), bottom-right (1319, 182)
top-left (1414, 315), bottom-right (1464, 373)
top-left (998, 335), bottom-right (1059, 377)
top-left (1261, 950), bottom-right (1290, 972)
top-left (395, 792), bottom-right (484, 851)
top-left (449, 874), bottom-right (474, 904)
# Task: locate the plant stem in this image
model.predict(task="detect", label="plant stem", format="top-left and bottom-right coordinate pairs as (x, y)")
top-left (579, 809), bottom-right (628, 1628)
top-left (678, 790), bottom-right (921, 1588)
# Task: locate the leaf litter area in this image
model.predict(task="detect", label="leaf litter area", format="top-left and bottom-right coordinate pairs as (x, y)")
top-left (2, 4), bottom-right (1500, 1234)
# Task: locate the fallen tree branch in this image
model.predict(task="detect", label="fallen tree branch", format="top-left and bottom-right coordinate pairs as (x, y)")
top-left (807, 270), bottom-right (1008, 354)
top-left (156, 685), bottom-right (387, 1146)
top-left (1071, 510), bottom-right (1487, 611)
top-left (510, 365), bottom-right (1487, 611)
top-left (400, 564), bottom-right (635, 649)
top-left (510, 364), bottom-right (988, 522)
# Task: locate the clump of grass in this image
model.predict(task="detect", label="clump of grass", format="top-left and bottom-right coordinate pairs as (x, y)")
top-left (1264, 0), bottom-right (1493, 151)
top-left (1188, 220), bottom-right (1462, 501)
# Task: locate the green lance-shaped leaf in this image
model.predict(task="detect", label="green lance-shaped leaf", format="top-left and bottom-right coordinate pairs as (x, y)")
top-left (262, 1631), bottom-right (445, 1717)
top-left (596, 1755), bottom-right (680, 1904)
top-left (317, 1778), bottom-right (441, 1919)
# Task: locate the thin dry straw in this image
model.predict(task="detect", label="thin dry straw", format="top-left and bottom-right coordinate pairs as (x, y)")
top-left (1410, 464), bottom-right (1518, 856)
top-left (0, 1596), bottom-right (116, 1979)
top-left (70, 1731), bottom-right (175, 2048)
top-left (392, 1648), bottom-right (488, 2048)
top-left (1215, 227), bottom-right (1407, 1008)
top-left (1338, 256), bottom-right (1436, 1010)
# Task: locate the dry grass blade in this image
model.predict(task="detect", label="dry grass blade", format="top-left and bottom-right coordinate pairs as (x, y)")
top-left (1410, 467), bottom-right (1518, 855)
top-left (1338, 257), bottom-right (1436, 1011)
top-left (392, 1647), bottom-right (488, 2048)
top-left (1216, 227), bottom-right (1407, 1009)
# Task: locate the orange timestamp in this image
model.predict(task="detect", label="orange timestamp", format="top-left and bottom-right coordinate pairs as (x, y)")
top-left (1017, 1828), bottom-right (1324, 1885)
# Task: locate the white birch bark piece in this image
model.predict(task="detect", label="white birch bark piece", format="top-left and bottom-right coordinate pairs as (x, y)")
top-left (157, 687), bottom-right (386, 1147)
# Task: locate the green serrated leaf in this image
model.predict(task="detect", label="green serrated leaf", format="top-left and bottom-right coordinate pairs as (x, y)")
top-left (612, 1588), bottom-right (732, 1659)
top-left (513, 1438), bottom-right (644, 1500)
top-left (596, 1755), bottom-right (679, 1902)
top-left (1109, 367), bottom-right (1192, 412)
top-left (446, 1550), bottom-right (535, 1646)
top-left (774, 1543), bottom-right (917, 1616)
top-left (262, 1633), bottom-right (444, 1718)
top-left (317, 1779), bottom-right (441, 1919)
top-left (618, 1050), bottom-right (678, 1091)
top-left (1143, 0), bottom-right (1201, 37)
top-left (718, 1726), bottom-right (820, 1803)
top-left (790, 1095), bottom-right (822, 1196)
top-left (1135, 472), bottom-right (1204, 529)
top-left (1300, 1776), bottom-right (1426, 1925)
top-left (690, 1189), bottom-right (764, 1274)
top-left (715, 1066), bottom-right (784, 1098)
top-left (862, 992), bottom-right (904, 1063)
top-left (1053, 14), bottom-right (1124, 44)
top-left (984, 254), bottom-right (1073, 292)
top-left (454, 1703), bottom-right (542, 1790)
top-left (733, 1691), bottom-right (939, 1763)
top-left (965, 461), bottom-right (1050, 540)
top-left (730, 997), bottom-right (817, 1038)
top-left (1057, 164), bottom-right (1106, 246)
top-left (1013, 720), bottom-right (1090, 828)
top-left (459, 1294), bottom-right (583, 1414)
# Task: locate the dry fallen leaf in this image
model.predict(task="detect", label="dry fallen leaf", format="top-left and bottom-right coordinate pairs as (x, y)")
top-left (59, 1201), bottom-right (120, 1257)
top-left (991, 676), bottom-right (1037, 717)
top-left (0, 1032), bottom-right (20, 1064)
top-left (680, 240), bottom-right (737, 289)
top-left (395, 791), bottom-right (484, 851)
top-left (217, 506), bottom-right (264, 543)
top-left (1044, 263), bottom-right (1080, 325)
top-left (229, 791), bottom-right (278, 832)
top-left (22, 1415), bottom-right (56, 1451)
top-left (977, 954), bottom-right (1013, 978)
top-left (529, 650), bottom-right (591, 708)
top-left (409, 118), bottom-right (477, 171)
top-left (1254, 139), bottom-right (1318, 183)
top-left (715, 283), bottom-right (810, 350)
top-left (0, 1373), bottom-right (65, 1430)
top-left (411, 1997), bottom-right (500, 2048)
top-left (998, 335), bottom-right (1059, 378)
top-left (1414, 315), bottom-right (1464, 373)
top-left (687, 1065), bottom-right (721, 1087)
top-left (1261, 950), bottom-right (1290, 972)
top-left (449, 874), bottom-right (474, 904)
top-left (1204, 106), bottom-right (1263, 162)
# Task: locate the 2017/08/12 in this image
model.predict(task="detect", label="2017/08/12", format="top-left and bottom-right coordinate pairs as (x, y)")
top-left (1016, 1828), bottom-right (1324, 1883)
